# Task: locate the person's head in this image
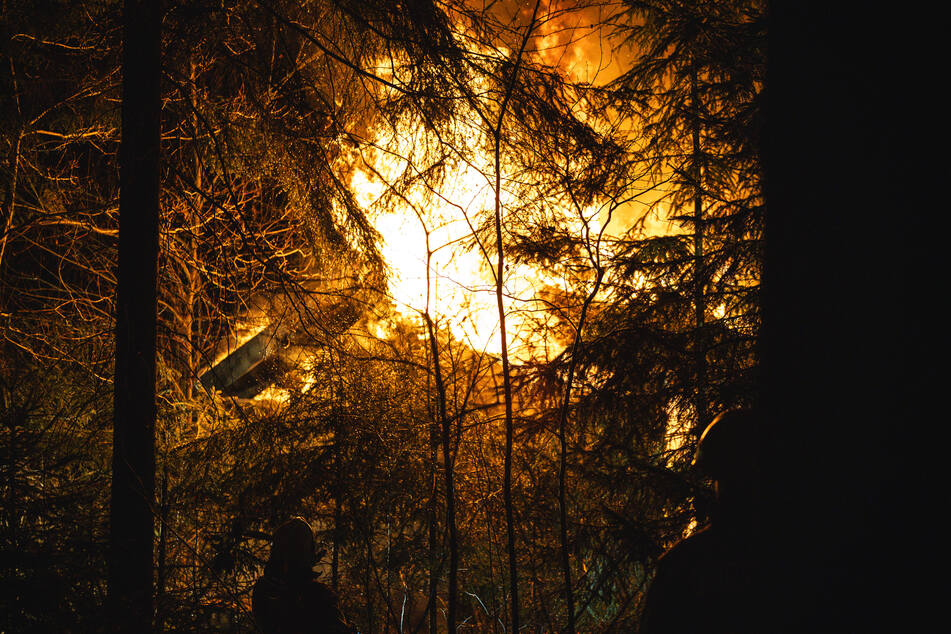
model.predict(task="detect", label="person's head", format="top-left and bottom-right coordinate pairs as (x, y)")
top-left (267, 517), bottom-right (316, 578)
top-left (693, 408), bottom-right (763, 520)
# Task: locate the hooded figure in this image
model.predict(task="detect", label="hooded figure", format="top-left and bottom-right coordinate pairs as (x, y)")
top-left (639, 409), bottom-right (765, 634)
top-left (252, 518), bottom-right (354, 634)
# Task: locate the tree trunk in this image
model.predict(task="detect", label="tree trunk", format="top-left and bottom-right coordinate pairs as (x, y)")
top-left (155, 464), bottom-right (169, 633)
top-left (492, 127), bottom-right (519, 634)
top-left (491, 6), bottom-right (542, 625)
top-left (425, 309), bottom-right (456, 633)
top-left (332, 421), bottom-right (341, 589)
top-left (109, 1), bottom-right (161, 632)
top-left (557, 265), bottom-right (603, 634)
top-left (0, 131), bottom-right (20, 276)
top-left (419, 227), bottom-right (456, 633)
top-left (0, 1), bottom-right (22, 279)
top-left (690, 69), bottom-right (707, 434)
top-left (428, 396), bottom-right (438, 634)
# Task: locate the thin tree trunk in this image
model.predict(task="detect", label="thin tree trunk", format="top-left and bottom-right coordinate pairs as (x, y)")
top-left (330, 357), bottom-right (344, 591)
top-left (690, 69), bottom-right (708, 433)
top-left (0, 13), bottom-right (21, 582)
top-left (490, 7), bottom-right (541, 631)
top-left (428, 412), bottom-right (438, 634)
top-left (425, 309), bottom-right (456, 633)
top-left (330, 354), bottom-right (347, 592)
top-left (2, 386), bottom-right (16, 551)
top-left (0, 3), bottom-right (22, 278)
top-left (428, 410), bottom-right (437, 634)
top-left (184, 58), bottom-right (200, 438)
top-left (492, 127), bottom-right (519, 633)
top-left (155, 464), bottom-right (169, 633)
top-left (155, 61), bottom-right (199, 634)
top-left (556, 265), bottom-right (603, 634)
top-left (0, 131), bottom-right (20, 276)
top-left (422, 231), bottom-right (457, 633)
top-left (332, 424), bottom-right (341, 589)
top-left (364, 531), bottom-right (375, 634)
top-left (109, 0), bottom-right (161, 631)
top-left (332, 480), bottom-right (341, 588)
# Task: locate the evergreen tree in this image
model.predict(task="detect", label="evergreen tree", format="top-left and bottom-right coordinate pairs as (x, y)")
top-left (607, 0), bottom-right (765, 434)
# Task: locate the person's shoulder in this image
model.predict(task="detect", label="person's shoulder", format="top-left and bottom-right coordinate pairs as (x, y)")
top-left (252, 575), bottom-right (285, 630)
top-left (302, 576), bottom-right (339, 602)
top-left (253, 575), bottom-right (281, 600)
top-left (655, 525), bottom-right (719, 568)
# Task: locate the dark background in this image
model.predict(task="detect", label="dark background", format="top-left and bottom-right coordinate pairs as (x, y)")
top-left (765, 2), bottom-right (938, 629)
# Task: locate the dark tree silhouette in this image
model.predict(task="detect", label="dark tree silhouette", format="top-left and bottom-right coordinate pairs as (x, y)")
top-left (109, 0), bottom-right (160, 631)
top-left (763, 2), bottom-right (937, 631)
top-left (609, 0), bottom-right (765, 438)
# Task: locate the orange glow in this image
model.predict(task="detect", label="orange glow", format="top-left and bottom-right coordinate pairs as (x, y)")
top-left (341, 7), bottom-right (682, 362)
top-left (350, 124), bottom-right (516, 356)
top-left (347, 105), bottom-right (618, 362)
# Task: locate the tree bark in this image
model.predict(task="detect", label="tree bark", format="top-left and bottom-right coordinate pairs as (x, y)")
top-left (493, 129), bottom-right (519, 634)
top-left (109, 1), bottom-right (160, 632)
top-left (0, 2), bottom-right (22, 278)
top-left (491, 7), bottom-right (541, 630)
top-left (428, 401), bottom-right (437, 634)
top-left (155, 465), bottom-right (169, 633)
top-left (419, 225), bottom-right (456, 633)
top-left (0, 131), bottom-right (20, 277)
top-left (425, 308), bottom-right (456, 633)
top-left (428, 414), bottom-right (438, 634)
top-left (690, 69), bottom-right (708, 435)
top-left (556, 263), bottom-right (603, 634)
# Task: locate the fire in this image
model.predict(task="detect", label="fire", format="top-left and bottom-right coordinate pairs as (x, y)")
top-left (351, 133), bottom-right (511, 355)
top-left (342, 10), bottom-right (668, 361)
top-left (348, 108), bottom-right (615, 363)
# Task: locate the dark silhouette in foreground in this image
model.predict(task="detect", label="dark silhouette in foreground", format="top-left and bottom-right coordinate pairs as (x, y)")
top-left (640, 409), bottom-right (764, 633)
top-left (253, 518), bottom-right (355, 634)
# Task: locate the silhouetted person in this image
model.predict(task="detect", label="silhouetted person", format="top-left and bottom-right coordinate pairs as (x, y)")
top-left (252, 517), bottom-right (355, 634)
top-left (640, 409), bottom-right (764, 633)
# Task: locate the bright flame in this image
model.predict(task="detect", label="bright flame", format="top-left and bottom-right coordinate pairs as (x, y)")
top-left (252, 385), bottom-right (291, 404)
top-left (348, 95), bottom-right (577, 360)
top-left (357, 152), bottom-right (509, 354)
top-left (342, 16), bottom-right (666, 361)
